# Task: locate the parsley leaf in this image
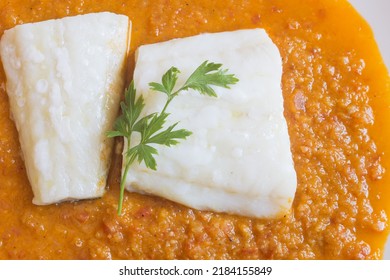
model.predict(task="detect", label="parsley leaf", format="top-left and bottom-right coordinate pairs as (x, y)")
top-left (147, 123), bottom-right (192, 146)
top-left (107, 60), bottom-right (238, 215)
top-left (149, 66), bottom-right (180, 97)
top-left (181, 61), bottom-right (239, 97)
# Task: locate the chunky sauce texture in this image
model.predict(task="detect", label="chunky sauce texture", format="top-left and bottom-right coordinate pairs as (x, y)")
top-left (1, 0), bottom-right (390, 259)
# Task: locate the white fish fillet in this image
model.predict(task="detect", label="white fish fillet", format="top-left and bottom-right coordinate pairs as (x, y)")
top-left (0, 12), bottom-right (131, 205)
top-left (125, 29), bottom-right (297, 218)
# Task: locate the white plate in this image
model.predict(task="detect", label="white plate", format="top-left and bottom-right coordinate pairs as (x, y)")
top-left (349, 0), bottom-right (390, 70)
top-left (348, 0), bottom-right (390, 259)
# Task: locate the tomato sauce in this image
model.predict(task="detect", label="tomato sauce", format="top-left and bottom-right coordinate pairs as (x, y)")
top-left (0, 0), bottom-right (389, 259)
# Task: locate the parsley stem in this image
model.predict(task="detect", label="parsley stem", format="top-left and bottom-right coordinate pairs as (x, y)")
top-left (117, 136), bottom-right (136, 215)
top-left (161, 96), bottom-right (174, 116)
top-left (117, 161), bottom-right (129, 215)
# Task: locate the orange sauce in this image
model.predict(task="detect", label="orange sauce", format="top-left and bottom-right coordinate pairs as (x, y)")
top-left (0, 0), bottom-right (389, 259)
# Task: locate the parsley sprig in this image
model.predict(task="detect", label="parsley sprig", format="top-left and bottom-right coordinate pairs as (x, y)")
top-left (107, 61), bottom-right (238, 215)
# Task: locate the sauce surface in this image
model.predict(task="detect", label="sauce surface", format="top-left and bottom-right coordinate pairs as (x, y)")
top-left (1, 0), bottom-right (390, 259)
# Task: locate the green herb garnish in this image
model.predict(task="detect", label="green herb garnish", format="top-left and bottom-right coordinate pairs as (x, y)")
top-left (107, 61), bottom-right (239, 215)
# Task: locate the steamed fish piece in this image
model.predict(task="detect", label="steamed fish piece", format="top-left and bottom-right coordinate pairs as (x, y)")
top-left (0, 12), bottom-right (131, 205)
top-left (125, 29), bottom-right (297, 218)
